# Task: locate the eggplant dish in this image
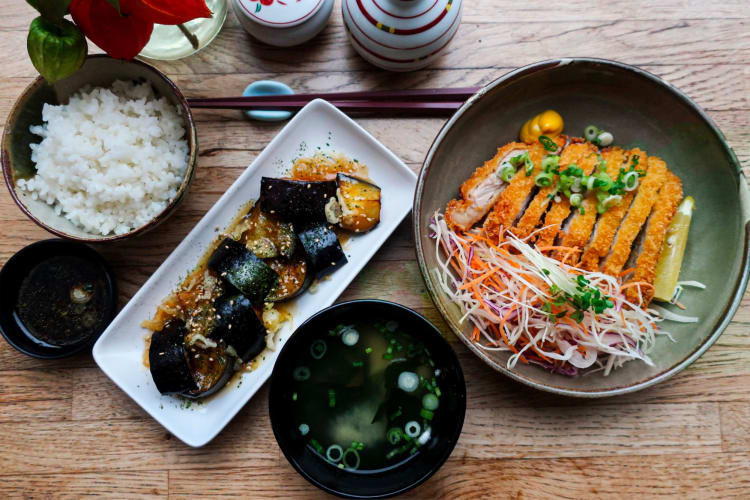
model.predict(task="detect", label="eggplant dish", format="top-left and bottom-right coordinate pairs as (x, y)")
top-left (143, 156), bottom-right (382, 399)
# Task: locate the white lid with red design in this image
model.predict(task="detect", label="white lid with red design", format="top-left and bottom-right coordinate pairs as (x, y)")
top-left (235, 0), bottom-right (327, 28)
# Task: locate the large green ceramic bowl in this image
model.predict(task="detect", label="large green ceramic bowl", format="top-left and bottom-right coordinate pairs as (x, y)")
top-left (414, 58), bottom-right (750, 397)
top-left (1, 55), bottom-right (197, 242)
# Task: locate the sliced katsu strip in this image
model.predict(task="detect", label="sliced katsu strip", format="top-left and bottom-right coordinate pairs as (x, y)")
top-left (579, 147), bottom-right (640, 271)
top-left (535, 142), bottom-right (599, 249)
top-left (445, 142), bottom-right (528, 230)
top-left (514, 137), bottom-right (581, 240)
top-left (483, 141), bottom-right (553, 242)
top-left (625, 172), bottom-right (683, 305)
top-left (553, 145), bottom-right (601, 262)
top-left (601, 155), bottom-right (669, 277)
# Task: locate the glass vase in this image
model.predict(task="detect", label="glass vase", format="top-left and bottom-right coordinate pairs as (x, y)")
top-left (139, 0), bottom-right (228, 61)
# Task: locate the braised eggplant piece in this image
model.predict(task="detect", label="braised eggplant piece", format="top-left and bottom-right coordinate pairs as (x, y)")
top-left (207, 238), bottom-right (279, 304)
top-left (297, 223), bottom-right (348, 278)
top-left (183, 342), bottom-right (234, 399)
top-left (244, 203), bottom-right (296, 259)
top-left (260, 177), bottom-right (337, 222)
top-left (266, 253), bottom-right (312, 302)
top-left (335, 173), bottom-right (382, 232)
top-left (149, 319), bottom-right (197, 395)
top-left (212, 293), bottom-right (267, 362)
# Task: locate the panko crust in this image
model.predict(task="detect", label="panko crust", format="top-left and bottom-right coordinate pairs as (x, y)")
top-left (625, 172), bottom-right (683, 305)
top-left (445, 142), bottom-right (528, 230)
top-left (484, 142), bottom-right (550, 241)
top-left (535, 142), bottom-right (598, 249)
top-left (579, 147), bottom-right (634, 270)
top-left (601, 155), bottom-right (669, 277)
top-left (553, 144), bottom-right (601, 260)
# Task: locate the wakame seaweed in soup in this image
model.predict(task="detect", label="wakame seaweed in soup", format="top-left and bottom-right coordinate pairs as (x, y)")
top-left (290, 320), bottom-right (441, 472)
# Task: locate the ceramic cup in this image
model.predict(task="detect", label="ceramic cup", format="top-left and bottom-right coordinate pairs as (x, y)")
top-left (342, 0), bottom-right (463, 71)
top-left (233, 0), bottom-right (334, 47)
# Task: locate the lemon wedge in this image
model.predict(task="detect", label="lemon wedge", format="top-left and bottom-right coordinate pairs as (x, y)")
top-left (653, 196), bottom-right (695, 302)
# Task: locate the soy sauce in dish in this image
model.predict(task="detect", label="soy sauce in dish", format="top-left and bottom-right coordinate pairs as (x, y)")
top-left (290, 320), bottom-right (441, 472)
top-left (14, 256), bottom-right (109, 347)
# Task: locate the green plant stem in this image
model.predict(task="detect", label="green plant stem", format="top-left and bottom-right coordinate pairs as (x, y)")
top-left (177, 24), bottom-right (199, 50)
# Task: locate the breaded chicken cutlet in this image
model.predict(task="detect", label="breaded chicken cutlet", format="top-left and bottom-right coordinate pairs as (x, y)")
top-left (445, 142), bottom-right (529, 231)
top-left (443, 139), bottom-right (685, 307)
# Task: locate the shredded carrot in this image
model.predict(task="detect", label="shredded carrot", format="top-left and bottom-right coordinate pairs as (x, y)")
top-left (430, 212), bottom-right (671, 377)
top-left (618, 267), bottom-right (636, 277)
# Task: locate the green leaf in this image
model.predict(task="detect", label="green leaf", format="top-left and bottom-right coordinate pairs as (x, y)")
top-left (26, 0), bottom-right (73, 21)
top-left (104, 0), bottom-right (121, 14)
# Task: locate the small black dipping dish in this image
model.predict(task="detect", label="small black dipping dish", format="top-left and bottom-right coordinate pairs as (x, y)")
top-left (269, 300), bottom-right (466, 499)
top-left (0, 239), bottom-right (117, 359)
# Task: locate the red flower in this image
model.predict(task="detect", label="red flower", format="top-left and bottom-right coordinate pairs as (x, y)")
top-left (70, 0), bottom-right (211, 60)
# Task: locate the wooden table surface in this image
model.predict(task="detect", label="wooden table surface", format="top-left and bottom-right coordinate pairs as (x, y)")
top-left (2, 1), bottom-right (750, 498)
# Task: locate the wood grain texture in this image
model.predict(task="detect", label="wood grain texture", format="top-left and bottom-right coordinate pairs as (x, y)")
top-left (1, 0), bottom-right (749, 497)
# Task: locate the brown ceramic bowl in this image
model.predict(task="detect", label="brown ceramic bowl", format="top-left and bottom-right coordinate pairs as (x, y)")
top-left (1, 55), bottom-right (197, 242)
top-left (414, 58), bottom-right (750, 397)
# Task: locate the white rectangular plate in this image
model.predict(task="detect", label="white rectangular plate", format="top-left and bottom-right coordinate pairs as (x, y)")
top-left (92, 99), bottom-right (417, 447)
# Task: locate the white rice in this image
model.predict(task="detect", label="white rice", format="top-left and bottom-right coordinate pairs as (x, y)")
top-left (18, 80), bottom-right (189, 235)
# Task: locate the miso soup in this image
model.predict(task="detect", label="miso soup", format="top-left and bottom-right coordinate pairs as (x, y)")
top-left (288, 319), bottom-right (441, 472)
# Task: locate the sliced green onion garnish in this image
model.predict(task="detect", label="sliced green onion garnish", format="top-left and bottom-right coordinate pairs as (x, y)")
top-left (623, 171), bottom-right (639, 190)
top-left (597, 202), bottom-right (607, 214)
top-left (558, 174), bottom-right (574, 190)
top-left (342, 448), bottom-right (360, 470)
top-left (292, 392), bottom-right (298, 401)
top-left (561, 165), bottom-right (583, 177)
top-left (525, 160), bottom-right (534, 176)
top-left (390, 407), bottom-right (403, 420)
top-left (398, 371), bottom-right (419, 392)
top-left (299, 423), bottom-right (309, 435)
top-left (542, 154), bottom-right (560, 172)
top-left (385, 320), bottom-right (398, 332)
top-left (499, 163), bottom-right (515, 182)
top-left (597, 131), bottom-right (614, 147)
top-left (539, 135), bottom-right (558, 151)
top-left (420, 408), bottom-right (434, 420)
top-left (310, 439), bottom-right (324, 454)
top-left (386, 444), bottom-right (410, 460)
top-left (584, 125), bottom-right (600, 141)
top-left (405, 420), bottom-right (421, 438)
top-left (570, 193), bottom-right (583, 207)
top-left (310, 339), bottom-right (327, 359)
top-left (365, 347), bottom-right (373, 354)
top-left (387, 427), bottom-right (403, 445)
top-left (535, 172), bottom-right (554, 187)
top-left (293, 366), bottom-right (310, 381)
top-left (341, 328), bottom-right (359, 346)
top-left (328, 388), bottom-right (336, 407)
top-left (585, 175), bottom-right (596, 191)
top-left (601, 194), bottom-right (622, 208)
top-left (326, 444), bottom-right (343, 463)
top-left (353, 360), bottom-right (363, 367)
top-left (422, 393), bottom-right (439, 410)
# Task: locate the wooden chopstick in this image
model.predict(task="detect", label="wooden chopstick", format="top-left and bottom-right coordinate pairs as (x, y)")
top-left (187, 99), bottom-right (465, 112)
top-left (186, 87), bottom-right (480, 108)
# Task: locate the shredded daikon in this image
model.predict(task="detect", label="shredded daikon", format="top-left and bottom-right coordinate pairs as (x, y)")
top-left (430, 211), bottom-right (678, 376)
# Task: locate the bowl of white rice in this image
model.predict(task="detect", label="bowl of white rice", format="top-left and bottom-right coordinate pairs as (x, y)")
top-left (2, 55), bottom-right (197, 241)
